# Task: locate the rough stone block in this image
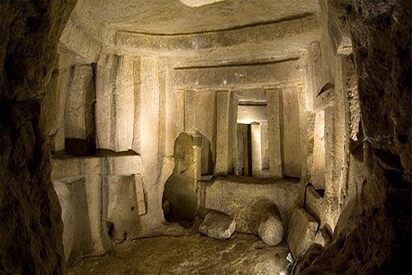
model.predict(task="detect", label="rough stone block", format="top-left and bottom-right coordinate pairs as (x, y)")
top-left (53, 176), bottom-right (112, 263)
top-left (199, 211), bottom-right (236, 240)
top-left (106, 155), bottom-right (143, 175)
top-left (287, 208), bottom-right (319, 258)
top-left (107, 175), bottom-right (140, 243)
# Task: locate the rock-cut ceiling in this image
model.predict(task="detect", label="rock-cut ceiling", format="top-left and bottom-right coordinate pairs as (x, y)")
top-left (71, 0), bottom-right (320, 35)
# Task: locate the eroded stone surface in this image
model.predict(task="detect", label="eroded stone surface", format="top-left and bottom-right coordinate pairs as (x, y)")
top-left (163, 133), bottom-right (197, 225)
top-left (107, 175), bottom-right (140, 243)
top-left (258, 214), bottom-right (283, 246)
top-left (199, 211), bottom-right (236, 240)
top-left (2, 0), bottom-right (411, 274)
top-left (305, 184), bottom-right (323, 223)
top-left (200, 176), bottom-right (303, 234)
top-left (67, 234), bottom-right (289, 275)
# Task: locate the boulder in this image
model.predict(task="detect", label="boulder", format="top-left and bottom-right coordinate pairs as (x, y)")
top-left (258, 214), bottom-right (283, 246)
top-left (199, 211), bottom-right (236, 240)
top-left (287, 208), bottom-right (319, 258)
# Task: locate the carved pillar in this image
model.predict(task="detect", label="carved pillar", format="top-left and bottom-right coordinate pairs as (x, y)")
top-left (267, 89), bottom-right (283, 178)
top-left (215, 90), bottom-right (231, 175)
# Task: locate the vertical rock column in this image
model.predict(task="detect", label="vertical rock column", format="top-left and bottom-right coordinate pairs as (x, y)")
top-left (251, 122), bottom-right (263, 177)
top-left (136, 56), bottom-right (164, 232)
top-left (215, 90), bottom-right (231, 175)
top-left (49, 52), bottom-right (72, 152)
top-left (114, 56), bottom-right (135, 152)
top-left (282, 87), bottom-right (303, 178)
top-left (184, 91), bottom-right (197, 134)
top-left (267, 90), bottom-right (283, 178)
top-left (95, 54), bottom-right (135, 152)
top-left (175, 91), bottom-right (185, 137)
top-left (193, 133), bottom-right (203, 182)
top-left (95, 53), bottom-right (120, 150)
top-left (312, 111), bottom-right (326, 188)
top-left (64, 64), bottom-right (96, 155)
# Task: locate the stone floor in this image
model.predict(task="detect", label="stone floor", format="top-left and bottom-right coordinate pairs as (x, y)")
top-left (67, 233), bottom-right (289, 274)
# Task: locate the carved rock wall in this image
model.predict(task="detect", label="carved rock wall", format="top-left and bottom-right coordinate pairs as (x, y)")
top-left (300, 0), bottom-right (412, 273)
top-left (0, 0), bottom-right (76, 273)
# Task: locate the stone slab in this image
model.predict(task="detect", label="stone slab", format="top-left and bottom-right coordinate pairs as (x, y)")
top-left (287, 208), bottom-right (318, 258)
top-left (305, 184), bottom-right (323, 223)
top-left (51, 154), bottom-right (143, 180)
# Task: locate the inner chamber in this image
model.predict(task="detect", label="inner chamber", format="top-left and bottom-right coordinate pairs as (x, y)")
top-left (48, 0), bottom-right (361, 273)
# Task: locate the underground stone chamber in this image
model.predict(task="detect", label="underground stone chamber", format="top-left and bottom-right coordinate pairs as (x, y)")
top-left (0, 0), bottom-right (411, 274)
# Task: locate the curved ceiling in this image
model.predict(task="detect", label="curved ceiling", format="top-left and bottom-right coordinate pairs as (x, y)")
top-left (71, 0), bottom-right (320, 35)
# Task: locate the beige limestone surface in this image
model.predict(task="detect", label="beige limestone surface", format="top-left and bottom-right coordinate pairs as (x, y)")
top-left (70, 0), bottom-right (319, 35)
top-left (199, 211), bottom-right (236, 240)
top-left (199, 176), bottom-right (303, 234)
top-left (287, 208), bottom-right (318, 258)
top-left (67, 234), bottom-right (289, 275)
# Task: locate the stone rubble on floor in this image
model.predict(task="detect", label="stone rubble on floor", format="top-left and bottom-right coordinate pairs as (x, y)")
top-left (199, 211), bottom-right (236, 240)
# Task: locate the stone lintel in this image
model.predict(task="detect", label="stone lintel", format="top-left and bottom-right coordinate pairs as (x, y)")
top-left (174, 59), bottom-right (302, 90)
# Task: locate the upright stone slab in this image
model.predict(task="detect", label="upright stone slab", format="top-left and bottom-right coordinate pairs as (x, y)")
top-left (215, 90), bottom-right (231, 175)
top-left (96, 54), bottom-right (121, 150)
top-left (260, 122), bottom-right (269, 171)
top-left (107, 175), bottom-right (140, 243)
top-left (163, 133), bottom-right (197, 224)
top-left (305, 184), bottom-right (323, 224)
top-left (251, 122), bottom-right (262, 177)
top-left (134, 174), bottom-right (147, 216)
top-left (267, 90), bottom-right (283, 178)
top-left (114, 56), bottom-right (135, 152)
top-left (282, 87), bottom-right (303, 178)
top-left (312, 111), bottom-right (326, 189)
top-left (175, 91), bottom-right (185, 137)
top-left (184, 91), bottom-right (197, 134)
top-left (287, 208), bottom-right (318, 258)
top-left (65, 64), bottom-right (96, 155)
